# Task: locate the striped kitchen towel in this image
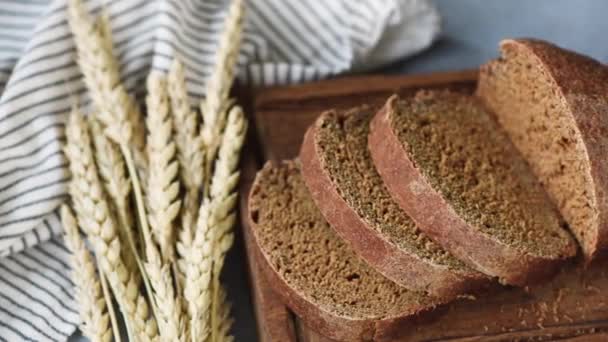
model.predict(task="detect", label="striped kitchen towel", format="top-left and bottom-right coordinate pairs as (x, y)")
top-left (0, 0), bottom-right (440, 340)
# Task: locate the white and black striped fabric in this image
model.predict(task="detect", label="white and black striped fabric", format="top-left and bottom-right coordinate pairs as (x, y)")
top-left (0, 0), bottom-right (440, 340)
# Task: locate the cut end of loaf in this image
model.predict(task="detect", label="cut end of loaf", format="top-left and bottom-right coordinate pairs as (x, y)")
top-left (478, 38), bottom-right (608, 260)
top-left (248, 160), bottom-right (443, 339)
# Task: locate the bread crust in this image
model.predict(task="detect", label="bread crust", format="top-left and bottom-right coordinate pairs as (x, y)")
top-left (489, 38), bottom-right (608, 260)
top-left (247, 161), bottom-right (441, 341)
top-left (368, 95), bottom-right (575, 286)
top-left (299, 109), bottom-right (488, 299)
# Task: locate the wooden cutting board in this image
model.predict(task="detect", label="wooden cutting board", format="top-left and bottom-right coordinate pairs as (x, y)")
top-left (238, 70), bottom-right (608, 341)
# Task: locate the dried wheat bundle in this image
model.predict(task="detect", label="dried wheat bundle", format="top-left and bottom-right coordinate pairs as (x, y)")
top-left (66, 0), bottom-right (247, 340)
top-left (62, 205), bottom-right (114, 342)
top-left (65, 108), bottom-right (158, 342)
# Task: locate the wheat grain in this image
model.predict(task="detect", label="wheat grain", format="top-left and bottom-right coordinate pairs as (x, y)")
top-left (146, 73), bottom-right (181, 263)
top-left (62, 205), bottom-right (113, 342)
top-left (200, 0), bottom-right (244, 191)
top-left (65, 108), bottom-right (158, 342)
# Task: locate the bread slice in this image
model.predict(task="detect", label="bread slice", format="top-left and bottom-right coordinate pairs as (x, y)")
top-left (299, 106), bottom-right (488, 299)
top-left (248, 161), bottom-right (443, 341)
top-left (477, 38), bottom-right (608, 261)
top-left (369, 91), bottom-right (577, 286)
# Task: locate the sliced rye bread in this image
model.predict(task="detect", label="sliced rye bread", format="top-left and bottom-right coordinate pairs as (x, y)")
top-left (248, 160), bottom-right (444, 341)
top-left (477, 38), bottom-right (608, 261)
top-left (369, 91), bottom-right (577, 286)
top-left (299, 106), bottom-right (488, 299)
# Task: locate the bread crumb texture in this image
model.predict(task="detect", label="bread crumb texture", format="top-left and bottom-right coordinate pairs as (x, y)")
top-left (390, 90), bottom-right (573, 257)
top-left (249, 161), bottom-right (437, 319)
top-left (314, 107), bottom-right (468, 270)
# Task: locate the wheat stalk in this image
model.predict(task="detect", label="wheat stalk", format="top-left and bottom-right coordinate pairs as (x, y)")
top-left (146, 73), bottom-right (181, 263)
top-left (200, 0), bottom-right (244, 193)
top-left (65, 108), bottom-right (158, 342)
top-left (62, 205), bottom-right (113, 342)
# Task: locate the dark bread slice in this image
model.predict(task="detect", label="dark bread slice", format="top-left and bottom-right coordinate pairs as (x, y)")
top-left (248, 161), bottom-right (443, 341)
top-left (477, 38), bottom-right (608, 261)
top-left (299, 106), bottom-right (488, 299)
top-left (369, 91), bottom-right (577, 286)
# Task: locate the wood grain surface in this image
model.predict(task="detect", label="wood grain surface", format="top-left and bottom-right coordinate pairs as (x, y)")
top-left (238, 70), bottom-right (608, 341)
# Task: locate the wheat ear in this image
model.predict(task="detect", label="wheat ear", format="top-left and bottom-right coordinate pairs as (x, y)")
top-left (68, 0), bottom-right (154, 289)
top-left (168, 59), bottom-right (204, 195)
top-left (89, 116), bottom-right (163, 326)
top-left (146, 73), bottom-right (181, 263)
top-left (200, 0), bottom-right (244, 192)
top-left (62, 205), bottom-right (113, 342)
top-left (185, 106), bottom-right (246, 342)
top-left (209, 106), bottom-right (247, 342)
top-left (167, 59), bottom-right (203, 289)
top-left (90, 118), bottom-right (140, 268)
top-left (65, 108), bottom-right (158, 342)
top-left (185, 199), bottom-right (214, 342)
top-left (68, 0), bottom-right (147, 171)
